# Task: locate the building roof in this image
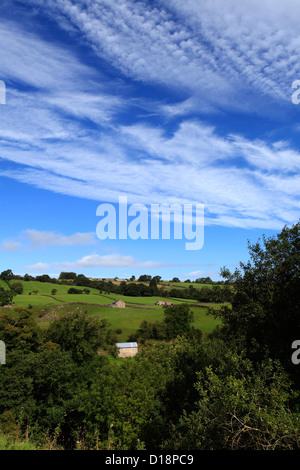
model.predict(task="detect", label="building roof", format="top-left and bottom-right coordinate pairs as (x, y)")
top-left (116, 342), bottom-right (138, 349)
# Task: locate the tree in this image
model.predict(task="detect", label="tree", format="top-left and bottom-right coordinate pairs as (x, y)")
top-left (45, 311), bottom-right (114, 363)
top-left (35, 274), bottom-right (51, 283)
top-left (149, 277), bottom-right (159, 295)
top-left (212, 222), bottom-right (300, 371)
top-left (78, 352), bottom-right (170, 450)
top-left (0, 309), bottom-right (42, 352)
top-left (0, 349), bottom-right (36, 432)
top-left (67, 287), bottom-right (83, 294)
top-left (122, 283), bottom-right (141, 296)
top-left (0, 290), bottom-right (14, 307)
top-left (59, 272), bottom-right (77, 280)
top-left (164, 304), bottom-right (194, 339)
top-left (74, 274), bottom-right (90, 287)
top-left (0, 344), bottom-right (83, 448)
top-left (128, 320), bottom-right (167, 343)
top-left (163, 352), bottom-right (300, 450)
top-left (11, 283), bottom-right (23, 295)
top-left (0, 270), bottom-right (13, 281)
top-left (138, 274), bottom-right (152, 282)
top-left (194, 277), bottom-right (213, 284)
top-left (25, 347), bottom-right (80, 442)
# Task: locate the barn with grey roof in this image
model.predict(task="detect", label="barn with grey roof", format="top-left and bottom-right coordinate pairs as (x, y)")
top-left (116, 342), bottom-right (138, 358)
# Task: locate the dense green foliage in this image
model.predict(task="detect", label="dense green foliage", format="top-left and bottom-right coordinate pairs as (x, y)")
top-left (0, 223), bottom-right (299, 450)
top-left (213, 222), bottom-right (300, 376)
top-left (164, 353), bottom-right (300, 450)
top-left (0, 290), bottom-right (14, 307)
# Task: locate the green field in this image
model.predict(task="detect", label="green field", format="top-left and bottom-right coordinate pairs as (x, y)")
top-left (1, 279), bottom-right (222, 342)
top-left (31, 302), bottom-right (220, 341)
top-left (16, 280), bottom-right (101, 295)
top-left (12, 294), bottom-right (62, 307)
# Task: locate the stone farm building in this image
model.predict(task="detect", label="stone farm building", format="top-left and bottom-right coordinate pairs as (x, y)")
top-left (116, 342), bottom-right (139, 358)
top-left (155, 300), bottom-right (173, 306)
top-left (111, 299), bottom-right (126, 308)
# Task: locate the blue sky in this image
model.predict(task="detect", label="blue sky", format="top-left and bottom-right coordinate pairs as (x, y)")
top-left (0, 0), bottom-right (299, 281)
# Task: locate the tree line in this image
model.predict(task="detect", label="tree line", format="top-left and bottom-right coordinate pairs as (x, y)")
top-left (0, 270), bottom-right (234, 304)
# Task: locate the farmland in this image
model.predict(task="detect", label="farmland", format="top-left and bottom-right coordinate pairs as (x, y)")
top-left (0, 279), bottom-right (222, 341)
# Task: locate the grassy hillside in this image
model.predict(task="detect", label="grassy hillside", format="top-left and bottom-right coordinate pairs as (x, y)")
top-left (1, 279), bottom-right (222, 342)
top-left (32, 302), bottom-right (220, 341)
top-left (16, 280), bottom-right (100, 295)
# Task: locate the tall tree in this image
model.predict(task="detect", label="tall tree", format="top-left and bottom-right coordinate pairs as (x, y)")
top-left (0, 290), bottom-right (14, 307)
top-left (213, 222), bottom-right (300, 371)
top-left (164, 304), bottom-right (194, 339)
top-left (0, 269), bottom-right (13, 281)
top-left (45, 311), bottom-right (114, 363)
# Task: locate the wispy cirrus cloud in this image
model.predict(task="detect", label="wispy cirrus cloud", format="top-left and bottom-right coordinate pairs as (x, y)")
top-left (20, 0), bottom-right (300, 112)
top-left (0, 0), bottom-right (299, 235)
top-left (0, 20), bottom-right (126, 134)
top-left (0, 119), bottom-right (299, 230)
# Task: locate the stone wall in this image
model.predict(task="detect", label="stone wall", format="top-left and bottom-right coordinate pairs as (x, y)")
top-left (118, 347), bottom-right (138, 358)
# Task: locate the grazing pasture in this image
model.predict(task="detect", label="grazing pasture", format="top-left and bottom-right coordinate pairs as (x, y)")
top-left (0, 279), bottom-right (222, 342)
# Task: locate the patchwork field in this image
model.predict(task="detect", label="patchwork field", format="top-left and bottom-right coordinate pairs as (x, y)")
top-left (30, 303), bottom-right (220, 341)
top-left (15, 280), bottom-right (101, 295)
top-left (1, 279), bottom-right (223, 342)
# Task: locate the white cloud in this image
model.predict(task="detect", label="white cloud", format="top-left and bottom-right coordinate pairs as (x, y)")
top-left (184, 270), bottom-right (204, 278)
top-left (25, 262), bottom-right (51, 272)
top-left (0, 118), bottom-right (299, 230)
top-left (0, 240), bottom-right (23, 252)
top-left (0, 1), bottom-right (299, 233)
top-left (24, 230), bottom-right (96, 249)
top-left (56, 253), bottom-right (170, 269)
top-left (0, 21), bottom-right (126, 143)
top-left (23, 0), bottom-right (300, 112)
top-left (0, 230), bottom-right (96, 252)
top-left (22, 253), bottom-right (172, 273)
top-left (167, 0), bottom-right (300, 101)
top-left (184, 263), bottom-right (218, 279)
